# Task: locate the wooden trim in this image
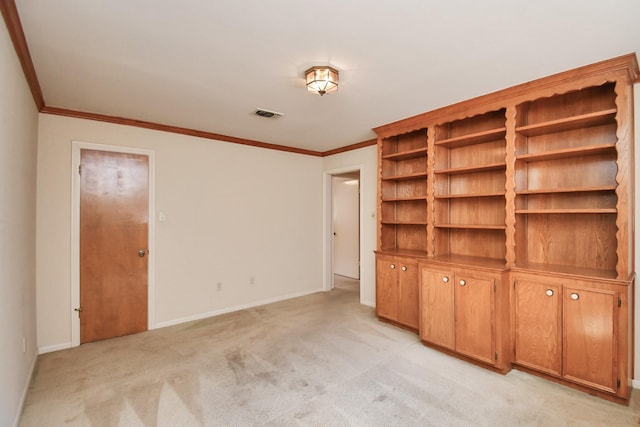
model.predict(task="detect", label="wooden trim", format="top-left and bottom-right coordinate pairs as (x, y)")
top-left (0, 0), bottom-right (399, 158)
top-left (513, 364), bottom-right (629, 406)
top-left (0, 0), bottom-right (44, 110)
top-left (2, 3), bottom-right (636, 157)
top-left (41, 106), bottom-right (376, 157)
top-left (321, 138), bottom-right (377, 156)
top-left (0, 1), bottom-right (369, 158)
top-left (41, 106), bottom-right (326, 157)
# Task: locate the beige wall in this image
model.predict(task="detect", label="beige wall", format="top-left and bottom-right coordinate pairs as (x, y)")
top-left (33, 88), bottom-right (640, 386)
top-left (36, 114), bottom-right (323, 351)
top-left (0, 20), bottom-right (39, 427)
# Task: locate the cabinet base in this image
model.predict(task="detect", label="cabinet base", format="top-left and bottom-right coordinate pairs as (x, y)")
top-left (379, 314), bottom-right (632, 405)
top-left (376, 316), bottom-right (418, 334)
top-left (420, 340), bottom-right (511, 375)
top-left (513, 364), bottom-right (631, 405)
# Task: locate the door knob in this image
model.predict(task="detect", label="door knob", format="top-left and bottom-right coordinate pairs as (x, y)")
top-left (138, 250), bottom-right (147, 257)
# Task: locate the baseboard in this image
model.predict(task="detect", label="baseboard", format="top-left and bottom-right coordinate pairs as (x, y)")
top-left (360, 298), bottom-right (375, 308)
top-left (35, 290), bottom-right (324, 353)
top-left (633, 378), bottom-right (640, 389)
top-left (13, 353), bottom-right (37, 427)
top-left (38, 342), bottom-right (72, 355)
top-left (153, 287), bottom-right (324, 329)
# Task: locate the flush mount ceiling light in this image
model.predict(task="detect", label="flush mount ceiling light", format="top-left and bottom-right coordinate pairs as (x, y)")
top-left (305, 66), bottom-right (339, 96)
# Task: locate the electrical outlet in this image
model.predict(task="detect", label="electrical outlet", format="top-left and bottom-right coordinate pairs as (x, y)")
top-left (217, 282), bottom-right (222, 291)
top-left (249, 276), bottom-right (255, 285)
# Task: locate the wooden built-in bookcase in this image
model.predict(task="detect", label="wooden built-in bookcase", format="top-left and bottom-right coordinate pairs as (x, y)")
top-left (433, 109), bottom-right (508, 261)
top-left (379, 128), bottom-right (429, 256)
top-left (374, 54), bottom-right (638, 403)
top-left (513, 83), bottom-right (620, 277)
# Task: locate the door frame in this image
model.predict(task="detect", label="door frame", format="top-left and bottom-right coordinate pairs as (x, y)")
top-left (332, 174), bottom-right (360, 279)
top-left (70, 141), bottom-right (156, 347)
top-left (323, 165), bottom-right (363, 297)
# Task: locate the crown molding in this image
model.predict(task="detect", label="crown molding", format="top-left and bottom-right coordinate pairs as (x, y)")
top-left (0, 0), bottom-right (44, 110)
top-left (41, 106), bottom-right (327, 157)
top-left (322, 139), bottom-right (377, 156)
top-left (3, 1), bottom-right (374, 157)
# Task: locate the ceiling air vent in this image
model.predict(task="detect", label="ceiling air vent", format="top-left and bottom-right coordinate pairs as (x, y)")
top-left (254, 108), bottom-right (284, 119)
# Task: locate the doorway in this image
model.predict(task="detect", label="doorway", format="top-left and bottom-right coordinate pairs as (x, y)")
top-left (332, 173), bottom-right (360, 280)
top-left (326, 168), bottom-right (361, 296)
top-left (71, 142), bottom-right (156, 346)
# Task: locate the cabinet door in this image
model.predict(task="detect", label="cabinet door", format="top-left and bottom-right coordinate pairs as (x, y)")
top-left (563, 285), bottom-right (618, 394)
top-left (513, 280), bottom-right (562, 376)
top-left (398, 260), bottom-right (419, 330)
top-left (419, 268), bottom-right (454, 349)
top-left (376, 256), bottom-right (399, 321)
top-left (455, 273), bottom-right (494, 364)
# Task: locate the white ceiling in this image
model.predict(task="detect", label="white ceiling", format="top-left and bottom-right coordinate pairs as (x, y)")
top-left (14, 0), bottom-right (640, 152)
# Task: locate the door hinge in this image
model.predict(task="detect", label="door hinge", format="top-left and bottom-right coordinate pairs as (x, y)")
top-left (617, 378), bottom-right (621, 388)
top-left (618, 298), bottom-right (622, 308)
top-left (495, 352), bottom-right (498, 361)
top-left (493, 282), bottom-right (497, 292)
top-left (78, 164), bottom-right (82, 175)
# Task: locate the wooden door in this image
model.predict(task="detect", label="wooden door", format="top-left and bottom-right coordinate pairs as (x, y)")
top-left (455, 272), bottom-right (494, 364)
top-left (563, 284), bottom-right (617, 394)
top-left (419, 267), bottom-right (454, 349)
top-left (376, 255), bottom-right (398, 321)
top-left (80, 149), bottom-right (149, 343)
top-left (513, 279), bottom-right (562, 376)
top-left (397, 259), bottom-right (419, 330)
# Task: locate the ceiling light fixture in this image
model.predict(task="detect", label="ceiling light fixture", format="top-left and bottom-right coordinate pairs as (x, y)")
top-left (305, 66), bottom-right (339, 96)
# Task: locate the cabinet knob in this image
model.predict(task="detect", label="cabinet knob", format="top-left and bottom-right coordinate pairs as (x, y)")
top-left (459, 279), bottom-right (466, 286)
top-left (442, 276), bottom-right (449, 283)
top-left (545, 289), bottom-right (554, 297)
top-left (390, 264), bottom-right (395, 269)
top-left (570, 293), bottom-right (579, 301)
top-left (401, 266), bottom-right (407, 272)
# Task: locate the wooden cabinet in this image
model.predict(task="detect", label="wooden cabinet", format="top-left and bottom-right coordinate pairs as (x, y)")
top-left (563, 284), bottom-right (618, 394)
top-left (513, 279), bottom-right (562, 376)
top-left (420, 263), bottom-right (508, 370)
top-left (455, 272), bottom-right (495, 365)
top-left (513, 272), bottom-right (632, 399)
top-left (376, 254), bottom-right (419, 331)
top-left (376, 128), bottom-right (426, 332)
top-left (419, 268), bottom-right (454, 349)
top-left (373, 54), bottom-right (637, 402)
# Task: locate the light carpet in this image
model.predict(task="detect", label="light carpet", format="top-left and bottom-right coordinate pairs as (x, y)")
top-left (19, 278), bottom-right (639, 426)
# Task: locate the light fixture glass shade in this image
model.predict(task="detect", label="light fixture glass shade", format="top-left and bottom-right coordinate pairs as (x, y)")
top-left (305, 66), bottom-right (339, 96)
